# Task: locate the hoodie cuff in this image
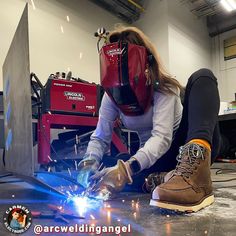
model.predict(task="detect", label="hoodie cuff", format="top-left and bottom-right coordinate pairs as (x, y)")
top-left (133, 151), bottom-right (150, 171)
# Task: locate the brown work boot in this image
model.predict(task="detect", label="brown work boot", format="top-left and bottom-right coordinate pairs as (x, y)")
top-left (150, 143), bottom-right (214, 212)
top-left (143, 170), bottom-right (174, 193)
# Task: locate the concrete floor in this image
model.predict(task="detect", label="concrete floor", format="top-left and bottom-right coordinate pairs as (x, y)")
top-left (0, 163), bottom-right (236, 236)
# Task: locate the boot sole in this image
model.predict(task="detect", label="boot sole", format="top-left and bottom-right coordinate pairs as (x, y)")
top-left (150, 195), bottom-right (214, 213)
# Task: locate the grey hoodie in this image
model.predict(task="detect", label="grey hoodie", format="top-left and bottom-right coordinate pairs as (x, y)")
top-left (85, 90), bottom-right (183, 171)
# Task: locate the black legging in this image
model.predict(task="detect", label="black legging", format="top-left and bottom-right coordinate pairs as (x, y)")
top-left (150, 68), bottom-right (221, 171)
top-left (126, 68), bottom-right (222, 191)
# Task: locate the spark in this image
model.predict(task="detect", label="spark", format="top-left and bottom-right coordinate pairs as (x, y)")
top-left (48, 167), bottom-right (51, 172)
top-left (117, 218), bottom-right (121, 222)
top-left (30, 0), bottom-right (36, 10)
top-left (122, 199), bottom-right (125, 203)
top-left (12, 195), bottom-right (15, 198)
top-left (66, 15), bottom-right (70, 22)
top-left (73, 197), bottom-right (88, 216)
top-left (76, 135), bottom-right (79, 144)
top-left (79, 52), bottom-right (83, 59)
top-left (131, 200), bottom-right (135, 207)
top-left (63, 126), bottom-right (66, 130)
top-left (69, 186), bottom-right (73, 192)
top-left (107, 210), bottom-right (111, 219)
top-left (165, 223), bottom-right (171, 234)
top-left (68, 168), bottom-right (72, 176)
top-left (75, 160), bottom-right (78, 170)
top-left (204, 231), bottom-right (208, 234)
top-left (60, 25), bottom-right (64, 34)
top-left (48, 111), bottom-right (51, 115)
top-left (66, 191), bottom-right (72, 197)
top-left (95, 188), bottom-right (111, 201)
top-left (74, 144), bottom-right (77, 155)
top-left (48, 155), bottom-right (53, 161)
top-left (166, 215), bottom-right (170, 218)
top-left (68, 195), bottom-right (103, 217)
top-left (118, 173), bottom-right (121, 181)
top-left (90, 214), bottom-right (95, 220)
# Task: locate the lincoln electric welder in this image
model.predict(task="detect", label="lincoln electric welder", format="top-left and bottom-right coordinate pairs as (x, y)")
top-left (40, 74), bottom-right (102, 116)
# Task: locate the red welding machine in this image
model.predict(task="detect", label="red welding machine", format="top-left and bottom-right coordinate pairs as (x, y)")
top-left (42, 78), bottom-right (102, 116)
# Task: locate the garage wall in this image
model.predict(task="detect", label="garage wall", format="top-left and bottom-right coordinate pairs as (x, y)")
top-left (0, 0), bottom-right (120, 91)
top-left (212, 29), bottom-right (236, 102)
top-left (135, 0), bottom-right (212, 86)
top-left (168, 0), bottom-right (212, 86)
top-left (134, 0), bottom-right (170, 70)
top-left (0, 0), bottom-right (215, 92)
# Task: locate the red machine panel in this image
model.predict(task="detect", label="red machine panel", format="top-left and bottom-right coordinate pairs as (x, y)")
top-left (42, 79), bottom-right (101, 116)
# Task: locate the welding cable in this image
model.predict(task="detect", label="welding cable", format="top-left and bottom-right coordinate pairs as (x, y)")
top-left (211, 167), bottom-right (236, 183)
top-left (210, 167), bottom-right (236, 175)
top-left (212, 178), bottom-right (236, 183)
top-left (0, 173), bottom-right (13, 179)
top-left (216, 168), bottom-right (236, 175)
top-left (0, 180), bottom-right (24, 184)
top-left (0, 174), bottom-right (25, 184)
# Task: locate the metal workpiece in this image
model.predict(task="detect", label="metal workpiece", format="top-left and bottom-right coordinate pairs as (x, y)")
top-left (2, 4), bottom-right (34, 176)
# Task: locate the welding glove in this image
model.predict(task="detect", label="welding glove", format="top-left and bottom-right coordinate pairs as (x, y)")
top-left (90, 160), bottom-right (133, 196)
top-left (77, 156), bottom-right (100, 188)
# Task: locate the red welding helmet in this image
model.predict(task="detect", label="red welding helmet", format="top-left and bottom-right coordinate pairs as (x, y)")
top-left (100, 42), bottom-right (154, 116)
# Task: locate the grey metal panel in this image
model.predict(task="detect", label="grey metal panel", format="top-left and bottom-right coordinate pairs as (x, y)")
top-left (0, 92), bottom-right (3, 113)
top-left (0, 115), bottom-right (4, 171)
top-left (0, 116), bottom-right (4, 148)
top-left (2, 4), bottom-right (34, 176)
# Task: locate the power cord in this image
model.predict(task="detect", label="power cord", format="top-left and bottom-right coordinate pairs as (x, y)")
top-left (211, 167), bottom-right (236, 183)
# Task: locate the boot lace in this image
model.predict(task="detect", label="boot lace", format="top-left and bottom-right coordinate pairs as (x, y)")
top-left (174, 143), bottom-right (205, 178)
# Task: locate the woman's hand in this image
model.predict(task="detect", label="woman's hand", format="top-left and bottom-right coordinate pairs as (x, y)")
top-left (77, 157), bottom-right (100, 188)
top-left (90, 160), bottom-right (133, 197)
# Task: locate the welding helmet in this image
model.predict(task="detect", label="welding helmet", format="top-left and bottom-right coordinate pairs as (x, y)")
top-left (100, 41), bottom-right (154, 116)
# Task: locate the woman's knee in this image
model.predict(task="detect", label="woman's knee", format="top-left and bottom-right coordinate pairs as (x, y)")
top-left (187, 68), bottom-right (217, 87)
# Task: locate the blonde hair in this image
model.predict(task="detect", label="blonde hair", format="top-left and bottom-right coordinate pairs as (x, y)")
top-left (108, 25), bottom-right (183, 95)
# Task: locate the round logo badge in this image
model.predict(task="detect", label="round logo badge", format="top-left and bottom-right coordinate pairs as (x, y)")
top-left (3, 205), bottom-right (32, 234)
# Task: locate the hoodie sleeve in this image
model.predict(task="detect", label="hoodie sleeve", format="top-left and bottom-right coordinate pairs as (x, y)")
top-left (85, 93), bottom-right (119, 161)
top-left (134, 91), bottom-right (182, 170)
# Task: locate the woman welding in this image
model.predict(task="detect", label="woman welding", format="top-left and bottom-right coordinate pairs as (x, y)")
top-left (77, 26), bottom-right (221, 213)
